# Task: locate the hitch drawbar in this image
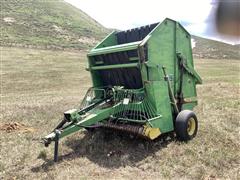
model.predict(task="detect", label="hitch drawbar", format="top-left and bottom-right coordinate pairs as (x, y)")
top-left (43, 117), bottom-right (161, 162)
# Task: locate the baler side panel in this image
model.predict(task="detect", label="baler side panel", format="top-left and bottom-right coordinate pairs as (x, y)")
top-left (145, 81), bottom-right (174, 132)
top-left (145, 19), bottom-right (176, 132)
top-left (176, 23), bottom-right (198, 110)
top-left (147, 20), bottom-right (175, 86)
top-left (88, 56), bottom-right (104, 89)
top-left (94, 31), bottom-right (118, 49)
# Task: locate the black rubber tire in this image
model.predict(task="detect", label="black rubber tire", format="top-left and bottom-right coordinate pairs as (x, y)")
top-left (175, 110), bottom-right (198, 141)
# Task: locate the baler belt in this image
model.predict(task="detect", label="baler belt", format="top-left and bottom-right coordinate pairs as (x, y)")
top-left (96, 52), bottom-right (143, 89)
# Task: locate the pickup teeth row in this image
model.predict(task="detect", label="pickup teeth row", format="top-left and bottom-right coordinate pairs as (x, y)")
top-left (96, 122), bottom-right (145, 138)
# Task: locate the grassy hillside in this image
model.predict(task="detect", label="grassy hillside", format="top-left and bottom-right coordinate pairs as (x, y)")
top-left (1, 0), bottom-right (239, 58)
top-left (192, 35), bottom-right (240, 59)
top-left (1, 0), bottom-right (109, 49)
top-left (0, 47), bottom-right (239, 179)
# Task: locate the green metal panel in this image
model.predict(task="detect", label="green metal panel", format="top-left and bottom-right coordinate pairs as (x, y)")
top-left (144, 19), bottom-right (176, 131)
top-left (175, 21), bottom-right (200, 110)
top-left (145, 81), bottom-right (174, 132)
top-left (147, 19), bottom-right (175, 87)
top-left (88, 56), bottom-right (103, 88)
top-left (94, 31), bottom-right (117, 49)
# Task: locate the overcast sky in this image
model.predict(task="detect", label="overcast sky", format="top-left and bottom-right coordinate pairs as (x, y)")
top-left (65, 0), bottom-right (239, 44)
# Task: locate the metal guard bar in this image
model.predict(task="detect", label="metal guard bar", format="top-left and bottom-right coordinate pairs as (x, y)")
top-left (90, 63), bottom-right (139, 71)
top-left (87, 41), bottom-right (141, 56)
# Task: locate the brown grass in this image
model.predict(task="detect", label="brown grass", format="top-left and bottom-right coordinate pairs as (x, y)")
top-left (0, 47), bottom-right (239, 179)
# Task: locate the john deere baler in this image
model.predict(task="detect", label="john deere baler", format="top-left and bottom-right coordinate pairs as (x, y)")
top-left (43, 18), bottom-right (202, 161)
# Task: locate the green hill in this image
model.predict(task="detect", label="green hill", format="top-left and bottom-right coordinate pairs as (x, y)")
top-left (1, 0), bottom-right (239, 58)
top-left (192, 35), bottom-right (240, 59)
top-left (1, 0), bottom-right (109, 50)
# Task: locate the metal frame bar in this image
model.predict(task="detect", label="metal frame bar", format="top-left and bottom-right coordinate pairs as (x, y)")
top-left (90, 63), bottom-right (138, 71)
top-left (88, 41), bottom-right (141, 56)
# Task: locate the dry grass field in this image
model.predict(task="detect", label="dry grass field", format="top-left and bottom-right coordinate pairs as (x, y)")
top-left (0, 46), bottom-right (239, 179)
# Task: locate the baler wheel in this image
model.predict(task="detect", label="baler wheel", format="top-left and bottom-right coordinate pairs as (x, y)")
top-left (175, 110), bottom-right (198, 141)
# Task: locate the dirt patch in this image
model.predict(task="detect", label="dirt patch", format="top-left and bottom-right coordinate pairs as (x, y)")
top-left (0, 122), bottom-right (35, 133)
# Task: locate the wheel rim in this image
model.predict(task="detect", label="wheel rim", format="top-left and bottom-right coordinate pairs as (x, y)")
top-left (187, 118), bottom-right (196, 136)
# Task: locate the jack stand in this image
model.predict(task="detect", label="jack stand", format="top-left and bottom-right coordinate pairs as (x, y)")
top-left (54, 130), bottom-right (60, 162)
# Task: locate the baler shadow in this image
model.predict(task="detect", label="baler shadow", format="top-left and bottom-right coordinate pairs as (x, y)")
top-left (66, 130), bottom-right (175, 168)
top-left (31, 129), bottom-right (175, 172)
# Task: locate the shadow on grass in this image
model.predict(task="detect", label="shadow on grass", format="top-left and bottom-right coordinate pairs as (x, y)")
top-left (31, 129), bottom-right (175, 172)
